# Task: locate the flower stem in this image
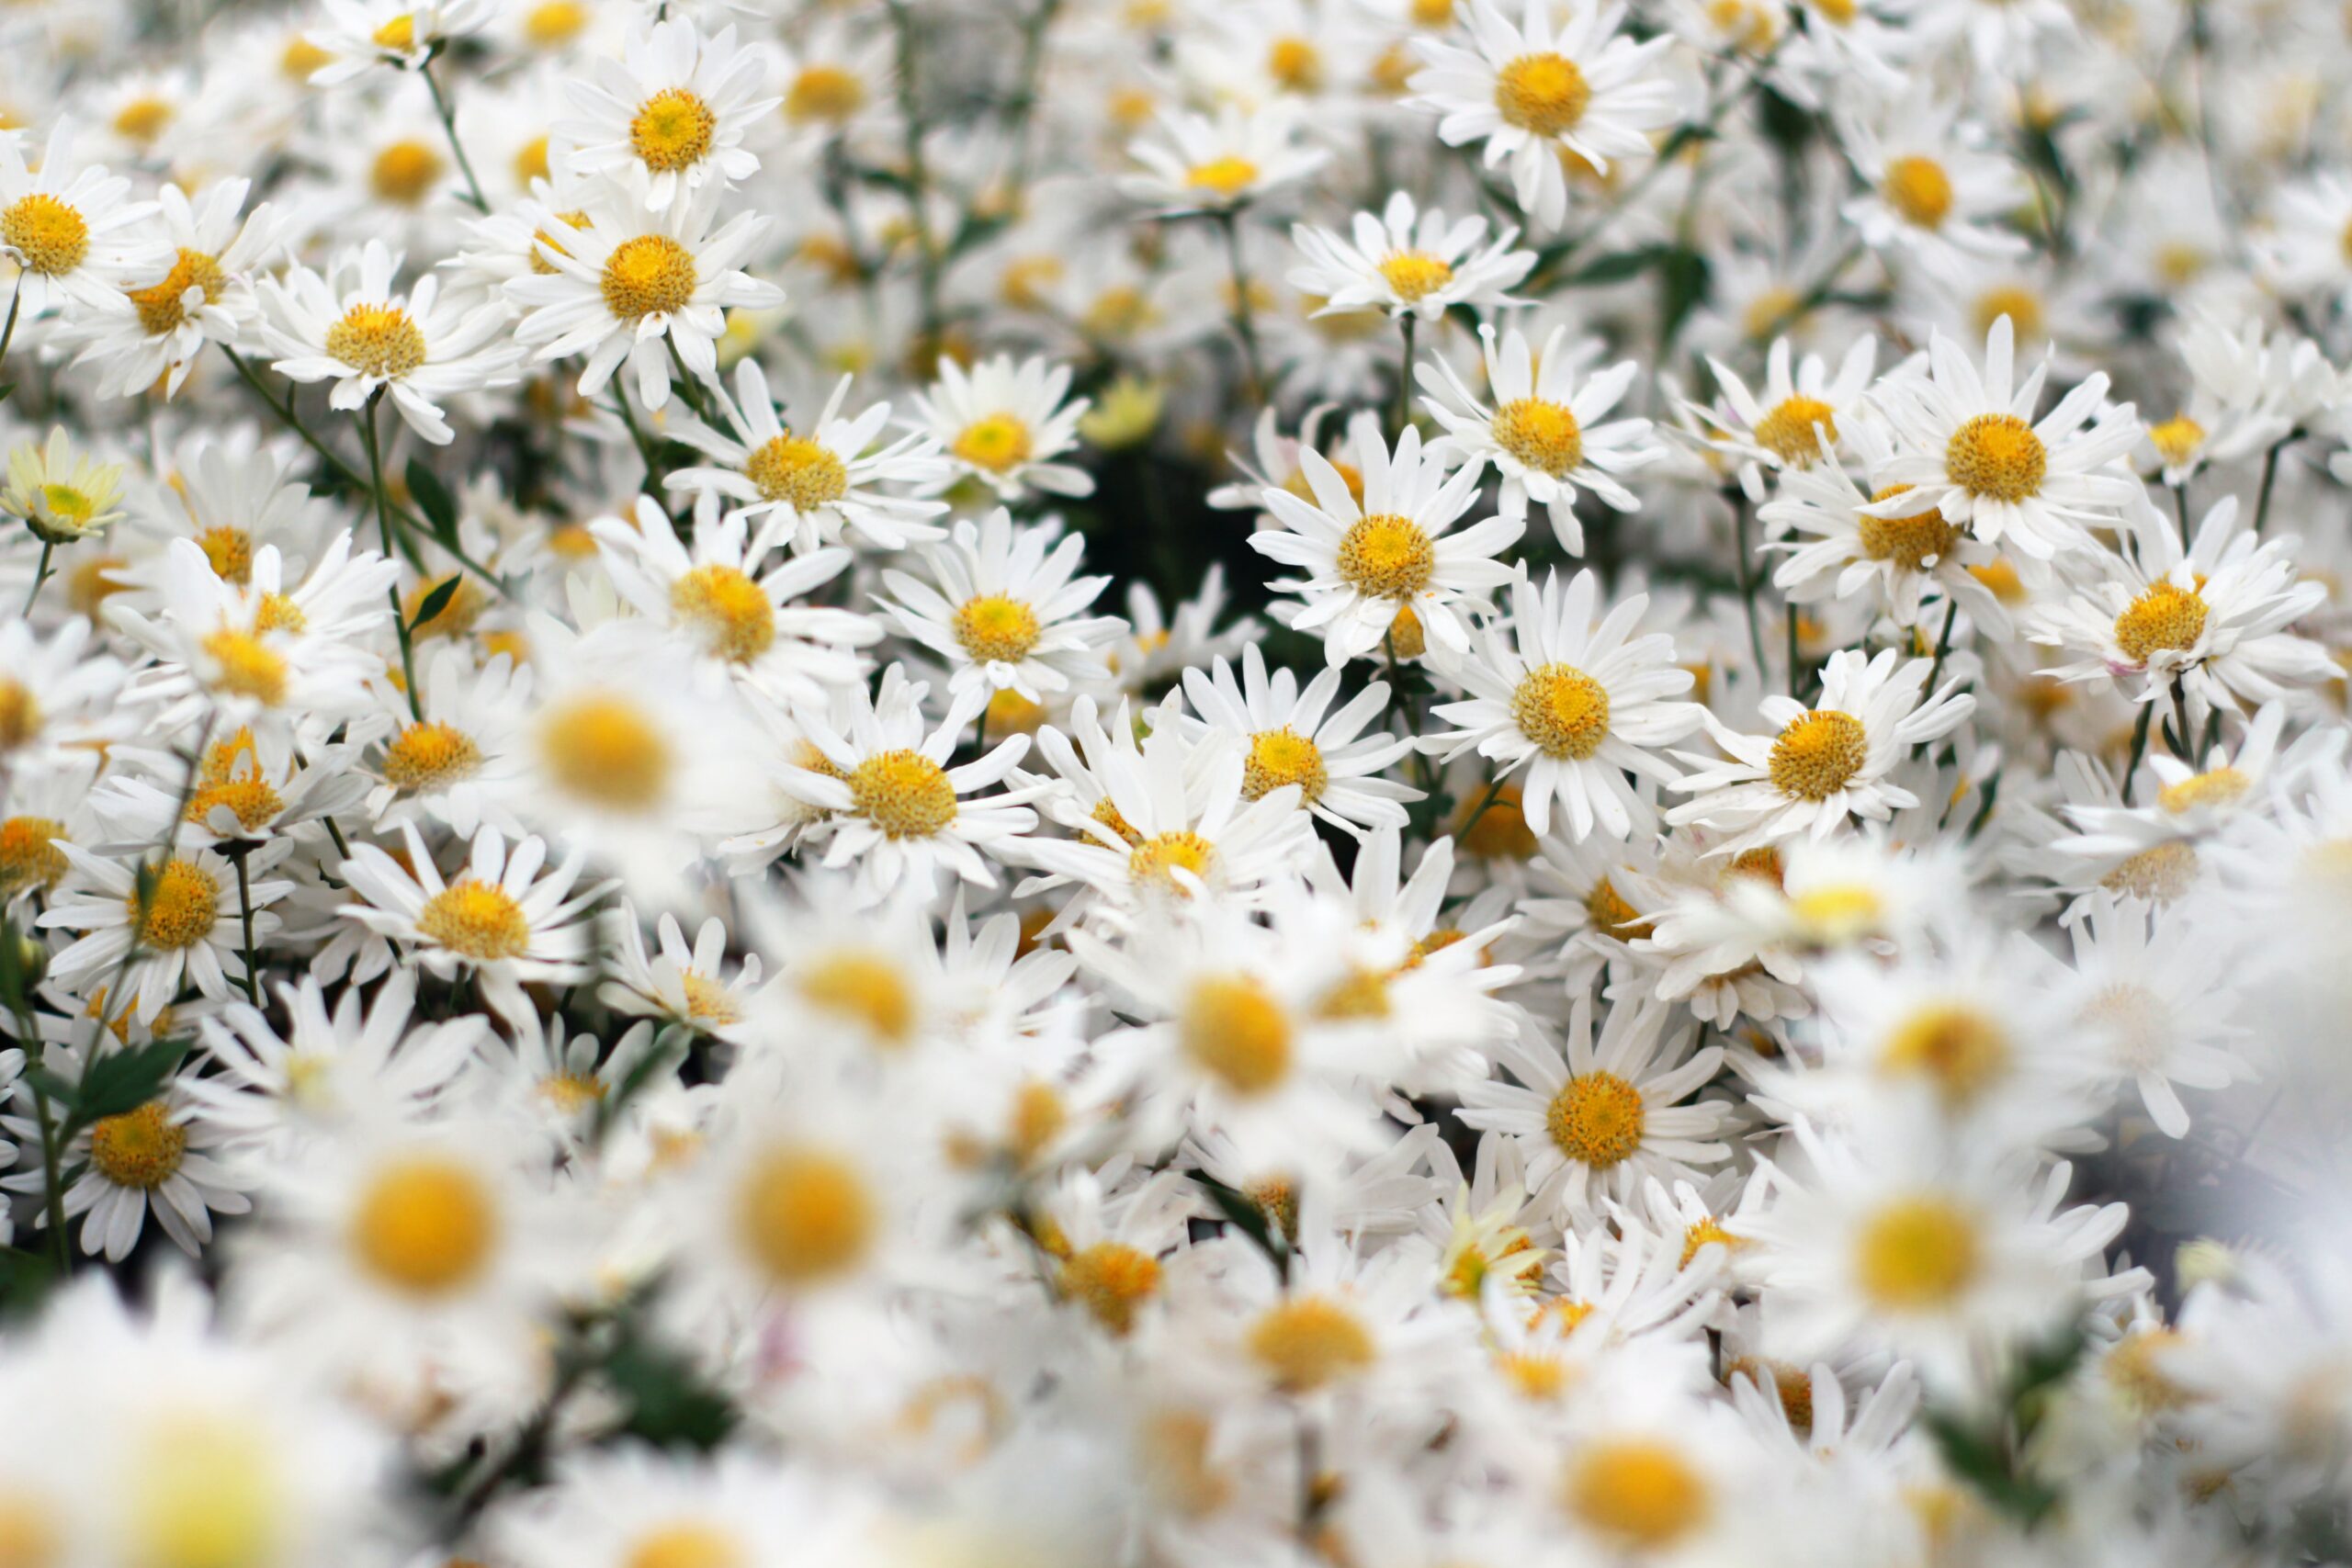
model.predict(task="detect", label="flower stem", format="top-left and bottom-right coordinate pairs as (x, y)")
top-left (23, 540), bottom-right (52, 615)
top-left (359, 397), bottom-right (426, 723)
top-left (421, 53), bottom-right (491, 215)
top-left (232, 848), bottom-right (261, 1007)
top-left (1211, 208), bottom-right (1268, 404)
top-left (0, 276), bottom-right (24, 379)
top-left (1394, 313), bottom-right (1417, 437)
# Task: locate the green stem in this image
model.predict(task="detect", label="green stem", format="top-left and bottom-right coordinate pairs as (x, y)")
top-left (5, 980), bottom-right (68, 1269)
top-left (1455, 775), bottom-right (1509, 842)
top-left (0, 276), bottom-right (23, 378)
top-left (232, 849), bottom-right (261, 1007)
top-left (421, 54), bottom-right (490, 214)
top-left (2121, 701), bottom-right (2154, 806)
top-left (23, 540), bottom-right (52, 615)
top-left (1731, 493), bottom-right (1767, 680)
top-left (1393, 313), bottom-right (1417, 437)
top-left (359, 399), bottom-right (425, 722)
top-left (2250, 435), bottom-right (2292, 536)
top-left (1211, 208), bottom-right (1268, 404)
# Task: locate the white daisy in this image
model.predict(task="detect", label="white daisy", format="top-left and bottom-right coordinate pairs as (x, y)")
top-left (908, 353), bottom-right (1095, 502)
top-left (68, 178), bottom-right (283, 400)
top-left (0, 125), bottom-right (169, 319)
top-left (880, 510), bottom-right (1120, 703)
top-left (1174, 642), bottom-right (1419, 838)
top-left (40, 841), bottom-right (294, 1023)
top-left (556, 17), bottom-right (777, 210)
top-left (1119, 101), bottom-right (1331, 214)
top-left (1690, 334), bottom-right (1879, 491)
top-left (1287, 190), bottom-right (1533, 321)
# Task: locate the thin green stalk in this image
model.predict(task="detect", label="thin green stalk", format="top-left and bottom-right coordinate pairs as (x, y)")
top-left (1211, 208), bottom-right (1268, 404)
top-left (886, 0), bottom-right (944, 354)
top-left (0, 276), bottom-right (24, 377)
top-left (232, 849), bottom-right (261, 1007)
top-left (2250, 435), bottom-right (2292, 536)
top-left (1394, 313), bottom-right (1417, 437)
top-left (1924, 598), bottom-right (1960, 695)
top-left (421, 53), bottom-right (491, 214)
top-left (4, 977), bottom-right (69, 1269)
top-left (1731, 493), bottom-right (1767, 679)
top-left (1455, 776), bottom-right (1509, 842)
top-left (23, 540), bottom-right (52, 615)
top-left (359, 399), bottom-right (425, 722)
top-left (2121, 701), bottom-right (2154, 805)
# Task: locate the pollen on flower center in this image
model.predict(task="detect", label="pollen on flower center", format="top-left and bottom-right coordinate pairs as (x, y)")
top-left (197, 525), bottom-right (254, 586)
top-left (0, 679), bottom-right (40, 750)
top-left (2, 193), bottom-right (90, 276)
top-left (383, 721), bottom-right (483, 793)
top-left (627, 1525), bottom-right (745, 1568)
top-left (1377, 250), bottom-right (1454, 301)
top-left (745, 434), bottom-right (849, 509)
top-left (1567, 1440), bottom-right (1711, 1548)
top-left (1511, 662), bottom-right (1612, 760)
top-left (130, 858), bottom-right (219, 950)
top-left (1856, 1196), bottom-right (1980, 1310)
top-left (953, 593), bottom-right (1043, 663)
top-left (184, 774), bottom-right (283, 834)
top-left (601, 234), bottom-right (699, 320)
top-left (798, 950), bottom-right (915, 1045)
top-left (1490, 398), bottom-right (1584, 475)
top-left (324, 303), bottom-right (427, 378)
top-left (541, 694), bottom-right (671, 810)
top-left (1585, 874), bottom-right (1655, 941)
top-left (1768, 709), bottom-right (1869, 800)
top-left (416, 879), bottom-right (532, 962)
top-left (1494, 51), bottom-right (1591, 136)
top-left (89, 1101), bottom-right (187, 1190)
top-left (1181, 975), bottom-right (1291, 1095)
top-left (0, 816), bottom-right (68, 898)
top-left (735, 1145), bottom-right (876, 1285)
top-left (350, 1156), bottom-right (499, 1296)
top-left (1062, 1241), bottom-right (1162, 1334)
top-left (952, 412), bottom-right (1033, 473)
top-left (128, 249), bottom-right (226, 335)
top-left (371, 12), bottom-right (416, 50)
top-left (2101, 840), bottom-right (2199, 902)
top-left (672, 564), bottom-right (777, 663)
top-left (680, 970), bottom-right (741, 1026)
top-left (1131, 829), bottom-right (1218, 894)
top-left (847, 749), bottom-right (959, 840)
top-left (1248, 1294), bottom-right (1375, 1392)
top-left (1883, 154), bottom-right (1954, 229)
top-left (1184, 155), bottom-right (1259, 197)
top-left (629, 87), bottom-right (718, 173)
top-left (1336, 513), bottom-right (1436, 600)
top-left (1546, 1071), bottom-right (1645, 1167)
top-left (2112, 581), bottom-right (2209, 663)
top-left (1945, 412), bottom-right (2047, 502)
top-left (370, 140), bottom-right (444, 206)
top-left (2149, 415), bottom-right (2205, 468)
top-left (1242, 728), bottom-right (1328, 804)
top-left (1859, 485), bottom-right (1958, 570)
top-left (2157, 766), bottom-right (2248, 814)
top-left (1268, 35), bottom-right (1323, 90)
top-left (522, 0), bottom-right (587, 45)
top-left (1752, 395), bottom-right (1838, 466)
top-left (1881, 1004), bottom-right (2010, 1106)
top-left (787, 64), bottom-right (866, 123)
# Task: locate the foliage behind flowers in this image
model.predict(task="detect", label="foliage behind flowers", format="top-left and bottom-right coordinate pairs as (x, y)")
top-left (6, 0), bottom-right (2352, 1562)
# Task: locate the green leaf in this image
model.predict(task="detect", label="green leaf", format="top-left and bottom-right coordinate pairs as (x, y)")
top-left (1564, 247), bottom-right (1658, 287)
top-left (604, 1335), bottom-right (737, 1450)
top-left (64, 1038), bottom-right (189, 1134)
top-left (408, 574), bottom-right (462, 636)
top-left (0, 381), bottom-right (15, 406)
top-left (1192, 1169), bottom-right (1288, 1275)
top-left (405, 458), bottom-right (459, 542)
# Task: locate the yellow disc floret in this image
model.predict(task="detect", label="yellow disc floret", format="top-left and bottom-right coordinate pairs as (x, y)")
top-left (2112, 581), bottom-right (2209, 663)
top-left (2, 194), bottom-right (89, 276)
top-left (1769, 709), bottom-right (1869, 800)
top-left (382, 721), bottom-right (483, 794)
top-left (1511, 662), bottom-right (1611, 760)
top-left (1184, 155), bottom-right (1258, 197)
top-left (324, 303), bottom-right (427, 378)
top-left (1566, 1440), bottom-right (1711, 1549)
top-left (1883, 155), bottom-right (1954, 229)
top-left (1131, 829), bottom-right (1217, 894)
top-left (1242, 728), bottom-right (1329, 804)
top-left (1061, 1241), bottom-right (1162, 1335)
top-left (0, 816), bottom-right (68, 899)
top-left (350, 1156), bottom-right (499, 1296)
top-left (1859, 484), bottom-right (1957, 570)
top-left (1336, 513), bottom-right (1436, 600)
top-left (672, 563), bottom-right (776, 663)
top-left (1248, 1294), bottom-right (1375, 1393)
top-left (130, 859), bottom-right (219, 950)
top-left (1945, 412), bottom-right (2047, 502)
top-left (541, 694), bottom-right (671, 810)
top-left (847, 749), bottom-right (958, 839)
top-left (601, 234), bottom-right (698, 321)
top-left (1494, 52), bottom-right (1591, 136)
top-left (952, 413), bottom-right (1033, 474)
top-left (89, 1101), bottom-right (187, 1190)
top-left (0, 680), bottom-right (39, 752)
top-left (734, 1145), bottom-right (876, 1285)
top-left (1856, 1196), bottom-right (1980, 1310)
top-left (128, 249), bottom-right (226, 336)
top-left (628, 87), bottom-right (717, 173)
top-left (745, 434), bottom-right (849, 509)
top-left (1751, 395), bottom-right (1838, 467)
top-left (786, 65), bottom-right (865, 123)
top-left (369, 140), bottom-right (443, 206)
top-left (416, 880), bottom-right (532, 962)
top-left (1377, 250), bottom-right (1454, 302)
top-left (798, 950), bottom-right (915, 1045)
top-left (1491, 397), bottom-right (1584, 475)
top-left (1880, 1004), bottom-right (2010, 1106)
top-left (953, 594), bottom-right (1043, 663)
top-left (1181, 975), bottom-right (1292, 1095)
top-left (1546, 1071), bottom-right (1646, 1168)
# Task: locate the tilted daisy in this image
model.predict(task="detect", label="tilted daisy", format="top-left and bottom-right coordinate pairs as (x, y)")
top-left (0, 615), bottom-right (130, 778)
top-left (506, 178), bottom-right (784, 413)
top-left (260, 240), bottom-right (521, 445)
top-left (1408, 0), bottom-right (1677, 227)
top-left (1837, 101), bottom-right (2029, 272)
top-left (908, 353), bottom-right (1094, 502)
top-left (1419, 322), bottom-right (1662, 555)
top-left (1119, 101), bottom-right (1331, 215)
top-left (1174, 642), bottom-right (1419, 838)
top-left (1861, 314), bottom-right (2142, 562)
top-left (69, 178), bottom-right (282, 400)
top-left (1763, 433), bottom-right (2010, 636)
top-left (1252, 418), bottom-right (1521, 667)
top-left (1287, 191), bottom-right (1533, 321)
top-left (601, 904), bottom-right (767, 1046)
top-left (362, 643), bottom-right (533, 839)
top-left (1427, 568), bottom-right (1703, 841)
top-left (1667, 648), bottom-right (1974, 855)
top-left (664, 361), bottom-right (951, 552)
top-left (1455, 994), bottom-right (1732, 1221)
top-left (0, 125), bottom-right (169, 319)
top-left (40, 841), bottom-right (294, 1023)
top-left (879, 510), bottom-right (1120, 703)
top-left (557, 17), bottom-right (777, 210)
top-left (338, 823), bottom-right (609, 1037)
top-left (303, 0), bottom-right (498, 83)
top-left (1690, 333), bottom-right (1878, 491)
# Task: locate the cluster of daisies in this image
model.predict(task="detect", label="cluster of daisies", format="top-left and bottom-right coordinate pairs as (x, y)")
top-left (6, 0), bottom-right (2352, 1562)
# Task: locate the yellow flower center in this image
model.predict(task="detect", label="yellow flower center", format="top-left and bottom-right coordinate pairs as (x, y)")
top-left (1376, 250), bottom-right (1454, 301)
top-left (1812, 0), bottom-right (1857, 23)
top-left (1567, 1440), bottom-right (1711, 1548)
top-left (1681, 1216), bottom-right (1743, 1267)
top-left (1743, 284), bottom-right (1805, 341)
top-left (681, 970), bottom-right (740, 1026)
top-left (847, 749), bottom-right (958, 839)
top-left (952, 412), bottom-right (1034, 473)
top-left (1495, 52), bottom-right (1591, 136)
top-left (416, 880), bottom-right (532, 962)
top-left (540, 694), bottom-right (671, 810)
top-left (671, 563), bottom-right (776, 663)
top-left (1248, 1295), bottom-right (1375, 1393)
top-left (1511, 662), bottom-right (1611, 760)
top-left (627, 1525), bottom-right (745, 1568)
top-left (281, 36), bottom-right (333, 78)
top-left (113, 97), bottom-right (174, 146)
top-left (0, 816), bottom-right (68, 898)
top-left (1725, 1355), bottom-right (1815, 1431)
top-left (1768, 709), bottom-right (1869, 800)
top-left (2148, 415), bottom-right (2205, 468)
top-left (1945, 412), bottom-right (2047, 502)
top-left (127, 248), bottom-right (224, 335)
top-left (629, 87), bottom-right (717, 174)
top-left (0, 680), bottom-right (39, 750)
top-left (1585, 874), bottom-right (1654, 940)
top-left (371, 12), bottom-right (416, 50)
top-left (1973, 286), bottom-right (2043, 344)
top-left (195, 525), bottom-right (253, 586)
top-left (1243, 729), bottom-right (1328, 806)
top-left (734, 1145), bottom-right (876, 1285)
top-left (1183, 155), bottom-right (1258, 197)
top-left (1856, 1196), bottom-right (1980, 1310)
top-left (1545, 1071), bottom-right (1645, 1167)
top-left (323, 303), bottom-right (426, 379)
top-left (798, 950), bottom-right (915, 1045)
top-left (383, 721), bottom-right (483, 793)
top-left (952, 593), bottom-right (1042, 663)
top-left (2112, 581), bottom-right (2209, 662)
top-left (1130, 829), bottom-right (1216, 894)
top-left (2157, 766), bottom-right (2247, 814)
top-left (1491, 397), bottom-right (1584, 475)
top-left (1729, 844), bottom-right (1784, 885)
top-left (1181, 976), bottom-right (1292, 1095)
top-left (89, 1101), bottom-right (187, 1190)
top-left (1316, 966), bottom-right (1391, 1021)
top-left (522, 0), bottom-right (587, 46)
top-left (601, 233), bottom-right (699, 320)
top-left (1751, 394), bottom-right (1838, 466)
top-left (1881, 1004), bottom-right (2009, 1106)
top-left (130, 858), bottom-right (219, 950)
top-left (369, 140), bottom-right (444, 206)
top-left (537, 1072), bottom-right (605, 1114)
top-left (1858, 485), bottom-right (1957, 570)
top-left (2104, 1329), bottom-right (2193, 1414)
top-left (513, 134), bottom-right (552, 186)
top-left (2, 194), bottom-right (89, 275)
top-left (2101, 840), bottom-right (2199, 902)
top-left (1267, 35), bottom-right (1322, 90)
top-left (745, 434), bottom-right (848, 508)
top-left (1883, 155), bottom-right (1954, 228)
top-left (349, 1156), bottom-right (499, 1296)
top-left (786, 65), bottom-right (865, 123)
top-left (1336, 513), bottom-right (1435, 600)
top-left (1061, 1241), bottom-right (1162, 1334)
top-left (184, 775), bottom-right (283, 834)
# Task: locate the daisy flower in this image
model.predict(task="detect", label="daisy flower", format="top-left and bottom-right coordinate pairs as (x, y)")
top-left (664, 362), bottom-right (951, 552)
top-left (1252, 418), bottom-right (1521, 667)
top-left (557, 17), bottom-right (777, 210)
top-left (1667, 648), bottom-right (1974, 856)
top-left (601, 904), bottom-right (766, 1045)
top-left (0, 125), bottom-right (169, 319)
top-left (2043, 893), bottom-right (2248, 1138)
top-left (362, 643), bottom-right (533, 839)
top-left (1427, 568), bottom-right (1704, 841)
top-left (1419, 322), bottom-right (1662, 554)
top-left (879, 510), bottom-right (1121, 703)
top-left (304, 0), bottom-right (498, 83)
top-left (1690, 334), bottom-right (1878, 491)
top-left (40, 841), bottom-right (293, 1023)
top-left (260, 240), bottom-right (521, 445)
top-left (70, 178), bottom-right (283, 400)
top-left (1174, 642), bottom-right (1419, 837)
top-left (1287, 191), bottom-right (1533, 321)
top-left (1407, 0), bottom-right (1677, 227)
top-left (3, 428), bottom-right (130, 547)
top-left (2266, 174), bottom-right (2352, 311)
top-left (908, 353), bottom-right (1094, 502)
top-left (1120, 101), bottom-right (1331, 214)
top-left (1763, 434), bottom-right (2010, 636)
top-left (496, 1446), bottom-right (826, 1568)
top-left (1455, 993), bottom-right (1732, 1220)
top-left (338, 823), bottom-right (609, 1037)
top-left (0, 615), bottom-right (130, 775)
top-left (1838, 101), bottom-right (2029, 272)
top-left (1861, 315), bottom-right (2142, 562)
top-left (506, 179), bottom-right (784, 413)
